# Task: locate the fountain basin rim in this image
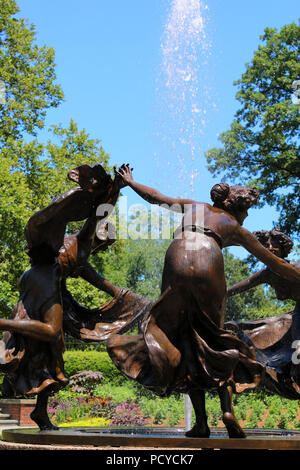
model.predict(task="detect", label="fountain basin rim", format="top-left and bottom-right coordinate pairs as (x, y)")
top-left (2, 427), bottom-right (300, 450)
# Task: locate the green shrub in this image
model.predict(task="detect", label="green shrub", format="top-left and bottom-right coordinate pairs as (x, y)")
top-left (234, 406), bottom-right (247, 422)
top-left (277, 412), bottom-right (289, 430)
top-left (93, 383), bottom-right (137, 403)
top-left (232, 393), bottom-right (250, 421)
top-left (263, 413), bottom-right (278, 429)
top-left (263, 395), bottom-right (284, 414)
top-left (206, 396), bottom-right (223, 426)
top-left (244, 399), bottom-right (266, 428)
top-left (166, 409), bottom-right (183, 427)
top-left (139, 397), bottom-right (169, 424)
top-left (63, 350), bottom-right (128, 385)
top-left (165, 396), bottom-right (184, 426)
top-left (250, 399), bottom-right (266, 418)
top-left (294, 418), bottom-right (300, 430)
top-left (284, 400), bottom-right (299, 423)
top-left (244, 411), bottom-right (260, 429)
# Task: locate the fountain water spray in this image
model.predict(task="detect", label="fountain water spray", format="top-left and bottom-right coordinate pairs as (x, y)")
top-left (155, 0), bottom-right (212, 198)
top-left (155, 0), bottom-right (212, 430)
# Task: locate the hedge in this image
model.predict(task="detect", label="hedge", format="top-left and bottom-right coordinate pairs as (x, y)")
top-left (63, 350), bottom-right (128, 385)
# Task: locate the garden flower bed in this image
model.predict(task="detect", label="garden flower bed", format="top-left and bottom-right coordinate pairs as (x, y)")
top-left (48, 370), bottom-right (300, 430)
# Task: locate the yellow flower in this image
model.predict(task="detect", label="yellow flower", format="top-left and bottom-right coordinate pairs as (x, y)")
top-left (59, 417), bottom-right (111, 427)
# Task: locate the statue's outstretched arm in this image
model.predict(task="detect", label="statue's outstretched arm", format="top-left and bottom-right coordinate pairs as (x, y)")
top-left (116, 164), bottom-right (195, 212)
top-left (78, 263), bottom-right (121, 298)
top-left (0, 302), bottom-right (62, 343)
top-left (227, 269), bottom-right (266, 297)
top-left (234, 226), bottom-right (300, 284)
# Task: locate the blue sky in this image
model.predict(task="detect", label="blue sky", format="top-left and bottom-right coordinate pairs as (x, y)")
top-left (16, 0), bottom-right (299, 257)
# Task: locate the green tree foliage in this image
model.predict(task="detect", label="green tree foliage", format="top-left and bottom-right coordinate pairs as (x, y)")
top-left (224, 249), bottom-right (295, 321)
top-left (0, 0), bottom-right (64, 144)
top-left (223, 249), bottom-right (267, 321)
top-left (205, 22), bottom-right (300, 238)
top-left (100, 238), bottom-right (170, 301)
top-left (0, 121), bottom-right (110, 316)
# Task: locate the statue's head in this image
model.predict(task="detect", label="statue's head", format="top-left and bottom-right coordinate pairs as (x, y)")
top-left (91, 221), bottom-right (116, 254)
top-left (68, 163), bottom-right (112, 191)
top-left (210, 183), bottom-right (260, 225)
top-left (253, 228), bottom-right (293, 259)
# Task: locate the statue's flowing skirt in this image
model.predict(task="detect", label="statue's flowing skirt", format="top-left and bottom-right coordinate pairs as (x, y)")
top-left (0, 264), bottom-right (68, 398)
top-left (107, 286), bottom-right (265, 396)
top-left (0, 287), bottom-right (152, 397)
top-left (3, 278), bottom-right (298, 400)
top-left (225, 302), bottom-right (300, 399)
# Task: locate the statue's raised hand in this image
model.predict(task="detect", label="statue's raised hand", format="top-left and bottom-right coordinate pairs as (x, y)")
top-left (115, 164), bottom-right (134, 186)
top-left (112, 166), bottom-right (126, 190)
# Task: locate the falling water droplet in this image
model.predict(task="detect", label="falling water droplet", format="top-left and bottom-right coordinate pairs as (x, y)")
top-left (154, 0), bottom-right (212, 198)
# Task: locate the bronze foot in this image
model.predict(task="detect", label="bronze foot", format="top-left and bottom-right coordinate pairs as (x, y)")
top-left (185, 424), bottom-right (210, 438)
top-left (223, 412), bottom-right (246, 438)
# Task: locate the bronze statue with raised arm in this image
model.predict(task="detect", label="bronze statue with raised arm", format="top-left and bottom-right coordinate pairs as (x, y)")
top-left (107, 165), bottom-right (300, 439)
top-left (0, 163), bottom-right (125, 430)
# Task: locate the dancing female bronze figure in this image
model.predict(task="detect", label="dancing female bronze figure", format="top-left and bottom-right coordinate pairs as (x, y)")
top-left (226, 228), bottom-right (300, 399)
top-left (0, 163), bottom-right (124, 430)
top-left (108, 165), bottom-right (300, 438)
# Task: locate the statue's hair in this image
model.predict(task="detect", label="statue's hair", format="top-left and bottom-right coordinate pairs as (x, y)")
top-left (68, 163), bottom-right (112, 190)
top-left (253, 228), bottom-right (294, 258)
top-left (210, 183), bottom-right (260, 213)
top-left (210, 183), bottom-right (230, 205)
top-left (89, 164), bottom-right (113, 186)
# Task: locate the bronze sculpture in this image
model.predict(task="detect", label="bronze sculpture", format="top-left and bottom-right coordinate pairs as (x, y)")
top-left (0, 160), bottom-right (299, 439)
top-left (107, 165), bottom-right (300, 438)
top-left (226, 228), bottom-right (300, 399)
top-left (0, 163), bottom-right (125, 430)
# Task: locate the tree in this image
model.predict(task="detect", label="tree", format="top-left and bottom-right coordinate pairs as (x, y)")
top-left (205, 22), bottom-right (300, 239)
top-left (0, 2), bottom-right (113, 317)
top-left (99, 238), bottom-right (170, 302)
top-left (223, 249), bottom-right (293, 321)
top-left (0, 120), bottom-right (111, 317)
top-left (0, 0), bottom-right (63, 145)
